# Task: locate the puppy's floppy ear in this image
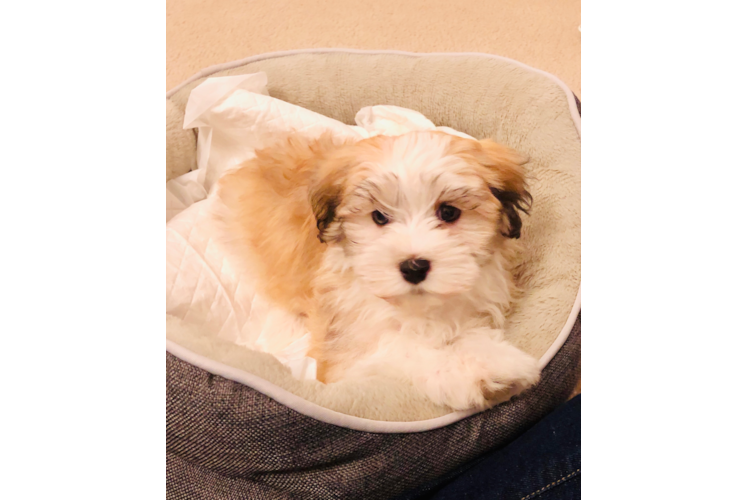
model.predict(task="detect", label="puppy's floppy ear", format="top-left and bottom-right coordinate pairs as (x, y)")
top-left (476, 139), bottom-right (533, 239)
top-left (307, 141), bottom-right (353, 243)
top-left (490, 185), bottom-right (531, 239)
top-left (309, 172), bottom-right (344, 243)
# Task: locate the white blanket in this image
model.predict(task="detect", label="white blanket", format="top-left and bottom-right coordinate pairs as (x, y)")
top-left (165, 73), bottom-right (475, 380)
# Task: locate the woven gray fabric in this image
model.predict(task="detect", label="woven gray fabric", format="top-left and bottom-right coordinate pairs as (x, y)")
top-left (166, 315), bottom-right (580, 500)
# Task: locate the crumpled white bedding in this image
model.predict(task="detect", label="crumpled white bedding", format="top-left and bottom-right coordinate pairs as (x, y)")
top-left (165, 73), bottom-right (479, 380)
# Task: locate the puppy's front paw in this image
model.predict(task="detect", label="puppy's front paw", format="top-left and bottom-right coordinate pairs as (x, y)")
top-left (479, 348), bottom-right (542, 402)
top-left (420, 341), bottom-right (541, 411)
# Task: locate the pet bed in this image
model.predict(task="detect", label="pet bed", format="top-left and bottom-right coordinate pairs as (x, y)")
top-left (166, 49), bottom-right (580, 500)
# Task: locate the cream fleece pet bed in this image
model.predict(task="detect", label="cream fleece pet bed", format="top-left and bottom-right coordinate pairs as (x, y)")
top-left (166, 49), bottom-right (580, 430)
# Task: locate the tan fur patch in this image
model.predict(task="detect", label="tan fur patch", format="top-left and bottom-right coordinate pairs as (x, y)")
top-left (216, 133), bottom-right (353, 315)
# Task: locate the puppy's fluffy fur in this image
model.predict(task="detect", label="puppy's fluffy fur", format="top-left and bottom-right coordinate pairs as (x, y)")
top-left (216, 131), bottom-right (541, 410)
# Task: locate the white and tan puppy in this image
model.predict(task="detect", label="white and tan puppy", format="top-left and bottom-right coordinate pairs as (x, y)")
top-left (216, 130), bottom-right (541, 410)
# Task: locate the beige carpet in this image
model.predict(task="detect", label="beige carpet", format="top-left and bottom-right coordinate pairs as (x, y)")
top-left (166, 0), bottom-right (580, 97)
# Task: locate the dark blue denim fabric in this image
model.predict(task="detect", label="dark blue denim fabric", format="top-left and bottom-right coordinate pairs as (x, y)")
top-left (394, 395), bottom-right (581, 500)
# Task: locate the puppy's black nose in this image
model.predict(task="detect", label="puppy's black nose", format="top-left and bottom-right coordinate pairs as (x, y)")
top-left (399, 259), bottom-right (431, 284)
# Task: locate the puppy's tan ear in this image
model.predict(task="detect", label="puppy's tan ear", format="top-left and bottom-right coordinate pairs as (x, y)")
top-left (475, 139), bottom-right (533, 239)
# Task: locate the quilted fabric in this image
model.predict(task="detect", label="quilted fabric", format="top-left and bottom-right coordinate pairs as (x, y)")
top-left (166, 198), bottom-right (257, 343)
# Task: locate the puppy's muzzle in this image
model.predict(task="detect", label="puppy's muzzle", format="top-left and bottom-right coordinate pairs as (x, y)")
top-left (399, 258), bottom-right (431, 285)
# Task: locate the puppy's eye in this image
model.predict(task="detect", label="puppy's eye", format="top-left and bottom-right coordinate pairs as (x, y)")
top-left (372, 210), bottom-right (390, 226)
top-left (437, 204), bottom-right (462, 223)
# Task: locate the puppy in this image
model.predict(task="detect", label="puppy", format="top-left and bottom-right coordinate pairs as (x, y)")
top-left (215, 130), bottom-right (541, 410)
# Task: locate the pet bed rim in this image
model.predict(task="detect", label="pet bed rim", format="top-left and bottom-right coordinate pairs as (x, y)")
top-left (166, 48), bottom-right (581, 433)
top-left (165, 48), bottom-right (581, 137)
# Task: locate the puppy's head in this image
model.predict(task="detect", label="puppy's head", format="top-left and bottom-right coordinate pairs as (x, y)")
top-left (310, 131), bottom-right (531, 302)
